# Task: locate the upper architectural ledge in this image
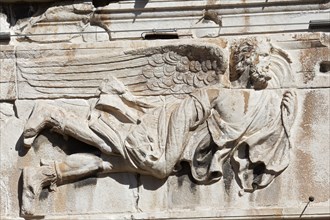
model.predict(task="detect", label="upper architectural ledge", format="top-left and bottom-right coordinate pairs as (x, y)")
top-left (1, 0), bottom-right (329, 43)
top-left (1, 0), bottom-right (330, 9)
top-left (1, 0), bottom-right (329, 4)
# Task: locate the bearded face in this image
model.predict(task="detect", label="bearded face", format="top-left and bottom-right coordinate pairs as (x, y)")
top-left (230, 39), bottom-right (272, 90)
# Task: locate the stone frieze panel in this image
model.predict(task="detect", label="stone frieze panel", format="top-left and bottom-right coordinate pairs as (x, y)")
top-left (9, 38), bottom-right (302, 216)
top-left (0, 31), bottom-right (329, 220)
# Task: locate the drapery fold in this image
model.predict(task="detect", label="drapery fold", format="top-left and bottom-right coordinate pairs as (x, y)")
top-left (91, 88), bottom-right (291, 191)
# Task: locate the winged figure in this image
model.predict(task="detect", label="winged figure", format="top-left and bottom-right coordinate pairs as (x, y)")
top-left (20, 41), bottom-right (297, 216)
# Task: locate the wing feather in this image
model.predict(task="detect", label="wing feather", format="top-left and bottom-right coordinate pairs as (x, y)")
top-left (18, 43), bottom-right (227, 99)
top-left (124, 44), bottom-right (227, 97)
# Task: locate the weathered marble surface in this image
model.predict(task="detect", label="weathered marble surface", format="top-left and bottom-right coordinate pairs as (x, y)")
top-left (0, 1), bottom-right (329, 220)
top-left (1, 0), bottom-right (329, 42)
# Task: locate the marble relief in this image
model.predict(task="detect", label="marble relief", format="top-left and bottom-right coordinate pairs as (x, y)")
top-left (20, 40), bottom-right (297, 215)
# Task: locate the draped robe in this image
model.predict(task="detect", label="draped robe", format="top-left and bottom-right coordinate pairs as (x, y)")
top-left (89, 88), bottom-right (291, 192)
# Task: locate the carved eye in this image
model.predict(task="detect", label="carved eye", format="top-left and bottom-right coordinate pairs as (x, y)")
top-left (259, 53), bottom-right (269, 57)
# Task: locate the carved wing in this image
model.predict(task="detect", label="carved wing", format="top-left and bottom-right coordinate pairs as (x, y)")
top-left (125, 44), bottom-right (227, 96)
top-left (17, 44), bottom-right (227, 99)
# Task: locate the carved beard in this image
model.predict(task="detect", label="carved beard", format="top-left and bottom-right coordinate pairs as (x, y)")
top-left (230, 41), bottom-right (271, 90)
top-left (249, 65), bottom-right (271, 90)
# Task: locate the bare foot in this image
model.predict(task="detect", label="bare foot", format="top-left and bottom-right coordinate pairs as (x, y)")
top-left (21, 165), bottom-right (57, 216)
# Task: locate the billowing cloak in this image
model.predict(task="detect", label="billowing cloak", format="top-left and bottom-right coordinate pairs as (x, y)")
top-left (90, 88), bottom-right (292, 192)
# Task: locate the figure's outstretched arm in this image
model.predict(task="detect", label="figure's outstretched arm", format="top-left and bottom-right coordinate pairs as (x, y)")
top-left (23, 103), bottom-right (113, 154)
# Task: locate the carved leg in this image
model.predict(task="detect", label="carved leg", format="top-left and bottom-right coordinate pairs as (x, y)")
top-left (23, 103), bottom-right (113, 154)
top-left (22, 153), bottom-right (105, 216)
top-left (21, 150), bottom-right (160, 216)
top-left (55, 153), bottom-right (105, 183)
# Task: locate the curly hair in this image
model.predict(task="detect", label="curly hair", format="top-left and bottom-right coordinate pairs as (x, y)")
top-left (230, 39), bottom-right (271, 90)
